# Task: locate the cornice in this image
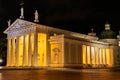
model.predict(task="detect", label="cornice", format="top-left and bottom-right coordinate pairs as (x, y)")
top-left (4, 19), bottom-right (36, 34)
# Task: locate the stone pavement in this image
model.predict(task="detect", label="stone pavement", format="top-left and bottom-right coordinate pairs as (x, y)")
top-left (0, 66), bottom-right (120, 72)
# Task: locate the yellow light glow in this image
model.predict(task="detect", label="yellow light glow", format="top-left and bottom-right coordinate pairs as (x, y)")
top-left (106, 48), bottom-right (114, 67)
top-left (24, 34), bottom-right (29, 66)
top-left (91, 47), bottom-right (95, 64)
top-left (30, 33), bottom-right (34, 66)
top-left (82, 45), bottom-right (87, 64)
top-left (110, 48), bottom-right (114, 65)
top-left (95, 47), bottom-right (98, 65)
top-left (7, 39), bottom-right (12, 66)
top-left (12, 37), bottom-right (16, 66)
top-left (37, 33), bottom-right (47, 66)
top-left (18, 36), bottom-right (23, 66)
top-left (87, 46), bottom-right (90, 64)
top-left (106, 48), bottom-right (111, 65)
top-left (102, 49), bottom-right (106, 64)
top-left (99, 49), bottom-right (102, 64)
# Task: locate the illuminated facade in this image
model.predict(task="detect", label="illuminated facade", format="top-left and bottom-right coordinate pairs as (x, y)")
top-left (4, 19), bottom-right (120, 68)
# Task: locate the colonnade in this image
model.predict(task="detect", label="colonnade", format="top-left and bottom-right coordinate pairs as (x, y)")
top-left (7, 33), bottom-right (47, 67)
top-left (7, 33), bottom-right (35, 66)
top-left (82, 45), bottom-right (113, 67)
top-left (6, 32), bottom-right (114, 68)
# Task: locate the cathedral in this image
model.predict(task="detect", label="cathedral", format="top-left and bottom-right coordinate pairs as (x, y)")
top-left (3, 6), bottom-right (120, 68)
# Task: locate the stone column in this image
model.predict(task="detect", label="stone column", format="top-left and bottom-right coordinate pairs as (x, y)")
top-left (110, 47), bottom-right (114, 66)
top-left (98, 48), bottom-right (100, 66)
top-left (9, 38), bottom-right (13, 66)
top-left (100, 49), bottom-right (103, 64)
top-left (11, 38), bottom-right (16, 66)
top-left (95, 47), bottom-right (98, 66)
top-left (94, 47), bottom-right (96, 66)
top-left (104, 48), bottom-right (107, 65)
top-left (15, 37), bottom-right (19, 66)
top-left (90, 46), bottom-right (92, 65)
top-left (100, 49), bottom-right (102, 64)
top-left (87, 46), bottom-right (91, 65)
top-left (102, 49), bottom-right (104, 65)
top-left (86, 45), bottom-right (87, 65)
top-left (91, 47), bottom-right (96, 66)
top-left (28, 34), bottom-right (31, 66)
top-left (46, 34), bottom-right (49, 66)
top-left (82, 45), bottom-right (87, 65)
top-left (7, 38), bottom-right (11, 66)
top-left (94, 47), bottom-right (96, 65)
top-left (102, 49), bottom-right (105, 65)
top-left (34, 32), bottom-right (38, 66)
top-left (10, 38), bottom-right (13, 66)
top-left (23, 35), bottom-right (25, 66)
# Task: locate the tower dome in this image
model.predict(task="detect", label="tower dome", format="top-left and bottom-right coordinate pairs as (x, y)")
top-left (99, 23), bottom-right (117, 39)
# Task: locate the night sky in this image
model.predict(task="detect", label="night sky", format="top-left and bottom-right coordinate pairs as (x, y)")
top-left (0, 0), bottom-right (120, 36)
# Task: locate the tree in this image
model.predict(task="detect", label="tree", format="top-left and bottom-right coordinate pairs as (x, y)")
top-left (0, 32), bottom-right (7, 59)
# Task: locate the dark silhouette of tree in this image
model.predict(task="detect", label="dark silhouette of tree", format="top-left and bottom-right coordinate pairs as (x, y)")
top-left (0, 31), bottom-right (7, 58)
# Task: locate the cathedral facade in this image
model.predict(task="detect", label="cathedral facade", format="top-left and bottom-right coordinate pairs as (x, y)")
top-left (4, 19), bottom-right (120, 68)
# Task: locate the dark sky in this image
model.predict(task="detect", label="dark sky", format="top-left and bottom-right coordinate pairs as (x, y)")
top-left (0, 0), bottom-right (120, 36)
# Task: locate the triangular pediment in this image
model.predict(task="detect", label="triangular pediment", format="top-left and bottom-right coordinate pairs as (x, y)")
top-left (4, 19), bottom-right (36, 34)
top-left (4, 19), bottom-right (99, 41)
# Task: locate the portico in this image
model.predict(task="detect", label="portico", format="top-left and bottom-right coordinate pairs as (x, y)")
top-left (7, 32), bottom-right (47, 67)
top-left (4, 19), bottom-right (118, 68)
top-left (4, 19), bottom-right (48, 67)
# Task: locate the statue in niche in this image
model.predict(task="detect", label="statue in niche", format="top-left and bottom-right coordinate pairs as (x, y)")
top-left (52, 48), bottom-right (60, 63)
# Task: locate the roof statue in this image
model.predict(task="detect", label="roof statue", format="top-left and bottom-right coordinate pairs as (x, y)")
top-left (7, 19), bottom-right (11, 26)
top-left (19, 1), bottom-right (24, 19)
top-left (88, 28), bottom-right (96, 36)
top-left (34, 10), bottom-right (39, 23)
top-left (19, 7), bottom-right (24, 19)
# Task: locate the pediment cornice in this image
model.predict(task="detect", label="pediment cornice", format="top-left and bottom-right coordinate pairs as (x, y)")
top-left (4, 19), bottom-right (36, 34)
top-left (4, 19), bottom-right (99, 41)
